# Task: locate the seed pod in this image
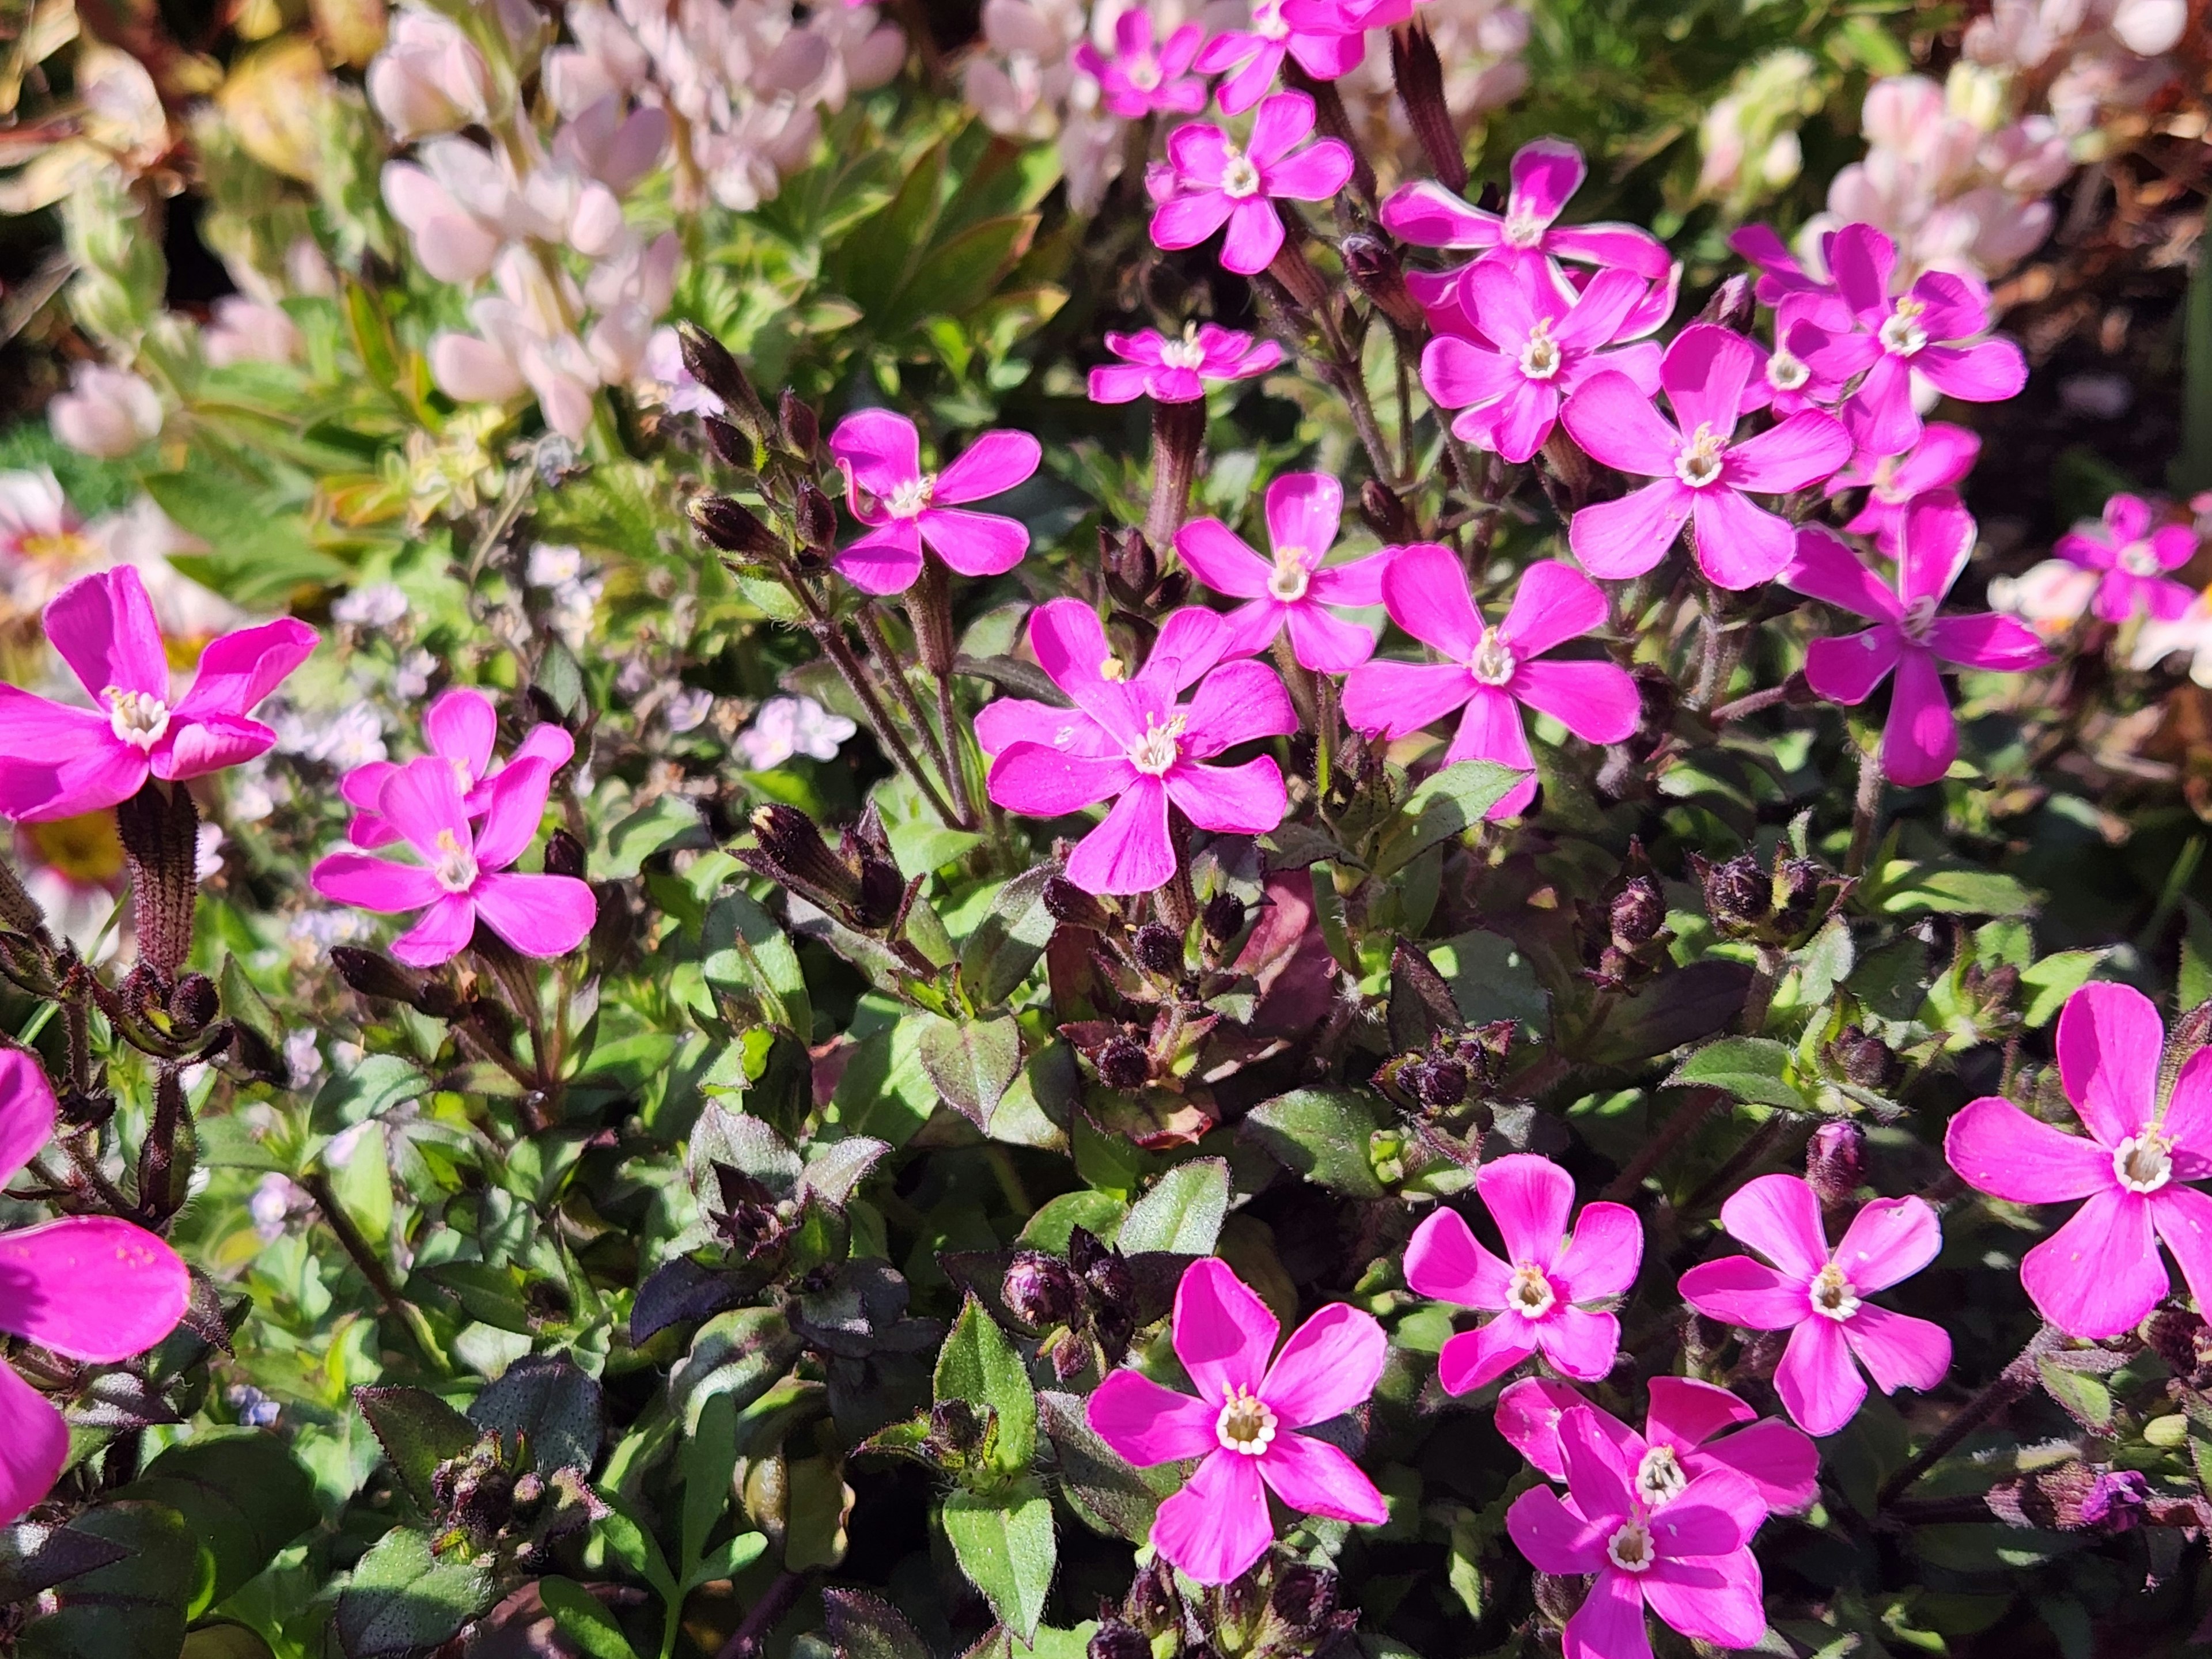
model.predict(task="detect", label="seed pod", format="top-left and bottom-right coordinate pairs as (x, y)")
top-left (1805, 1119), bottom-right (1865, 1207)
top-left (690, 494), bottom-right (782, 558)
top-left (1002, 1252), bottom-right (1082, 1328)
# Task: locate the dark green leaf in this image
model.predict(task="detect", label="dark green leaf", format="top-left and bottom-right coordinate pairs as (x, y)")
top-left (335, 1528), bottom-right (499, 1658)
top-left (919, 1013), bottom-right (1021, 1127)
top-left (1666, 1038), bottom-right (1807, 1111)
top-left (935, 1294), bottom-right (1037, 1474)
top-left (1241, 1091), bottom-right (1386, 1199)
top-left (469, 1354), bottom-right (605, 1475)
top-left (355, 1387), bottom-right (480, 1510)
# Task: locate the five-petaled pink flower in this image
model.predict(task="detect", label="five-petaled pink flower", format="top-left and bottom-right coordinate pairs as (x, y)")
top-left (2055, 493), bottom-right (2199, 623)
top-left (1088, 1256), bottom-right (1388, 1585)
top-left (1786, 222), bottom-right (2028, 458)
top-left (1946, 980), bottom-right (2212, 1340)
top-left (0, 566), bottom-right (316, 823)
top-left (827, 409), bottom-right (1041, 596)
top-left (1193, 0), bottom-right (1363, 115)
top-left (0, 1050), bottom-right (190, 1521)
top-left (342, 686), bottom-right (575, 848)
top-left (1175, 474), bottom-right (1387, 673)
top-left (1827, 422), bottom-right (1981, 556)
top-left (1089, 323), bottom-right (1282, 406)
top-left (1380, 139), bottom-right (1672, 283)
top-left (1073, 9), bottom-right (1208, 118)
top-left (1678, 1173), bottom-right (1950, 1437)
top-left (1342, 548), bottom-right (1639, 819)
top-left (1421, 260), bottom-right (1661, 464)
top-left (1783, 495), bottom-right (2045, 787)
top-left (978, 603), bottom-right (1294, 893)
top-left (1148, 92), bottom-right (1354, 276)
top-left (1404, 1154), bottom-right (1643, 1393)
top-left (1563, 324), bottom-right (1853, 590)
top-left (1497, 1375), bottom-right (1817, 1525)
top-left (311, 753), bottom-right (596, 967)
top-left (1506, 1406), bottom-right (1767, 1659)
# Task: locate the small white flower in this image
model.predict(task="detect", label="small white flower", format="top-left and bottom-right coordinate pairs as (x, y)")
top-left (665, 686), bottom-right (714, 733)
top-left (738, 694), bottom-right (858, 769)
top-left (395, 649), bottom-right (437, 700)
top-left (285, 1028), bottom-right (325, 1089)
top-left (333, 582), bottom-right (410, 628)
top-left (528, 541), bottom-right (585, 587)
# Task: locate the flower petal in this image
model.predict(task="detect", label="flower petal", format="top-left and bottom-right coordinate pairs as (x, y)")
top-left (1499, 560), bottom-right (1607, 658)
top-left (1259, 1429), bottom-right (1388, 1523)
top-left (1422, 336), bottom-right (1520, 414)
top-left (1660, 324), bottom-right (1756, 439)
top-left (988, 744), bottom-right (1137, 816)
top-left (1563, 372), bottom-right (1681, 478)
top-left (1173, 1256), bottom-right (1280, 1407)
top-left (1246, 90), bottom-right (1316, 166)
top-left (470, 756), bottom-right (556, 872)
top-left (2162, 1048), bottom-right (2212, 1176)
top-left (0, 1054), bottom-right (55, 1190)
top-left (0, 1363), bottom-right (67, 1523)
top-left (1562, 1570), bottom-right (1653, 1659)
top-left (1643, 1377), bottom-right (1754, 1451)
top-left (1505, 1483), bottom-right (1611, 1577)
top-left (1066, 776), bottom-right (1175, 894)
top-left (1262, 1302), bottom-right (1386, 1428)
top-left (1677, 1255), bottom-right (1806, 1331)
top-left (1784, 525), bottom-right (1904, 623)
top-left (1438, 1317), bottom-right (1538, 1393)
top-left (1479, 1153), bottom-right (1574, 1268)
top-left (1926, 612), bottom-right (2045, 673)
top-left (1722, 410), bottom-right (1851, 494)
top-left (1774, 1312), bottom-right (1865, 1436)
top-left (1569, 481), bottom-right (1692, 580)
top-left (1548, 222), bottom-right (1672, 281)
top-left (1557, 1404), bottom-right (1638, 1520)
top-left (1897, 491), bottom-right (1975, 608)
top-left (1152, 1450), bottom-right (1272, 1586)
top-left (1915, 337), bottom-right (2027, 404)
top-left (1164, 755), bottom-right (1286, 835)
top-left (1183, 660), bottom-right (1298, 753)
top-left (0, 1215), bottom-right (189, 1361)
top-left (1379, 540), bottom-right (1486, 659)
top-left (1831, 1195), bottom-right (1940, 1294)
top-left (1088, 1368), bottom-right (1219, 1465)
top-left (1718, 1173), bottom-right (1829, 1281)
top-left (1404, 1205), bottom-right (1513, 1310)
top-left (1537, 1305), bottom-right (1623, 1381)
top-left (2056, 980), bottom-right (2162, 1149)
top-left (1494, 1376), bottom-right (1599, 1479)
top-left (1378, 180), bottom-right (1499, 249)
top-left (2152, 1185), bottom-right (2212, 1327)
top-left (1510, 660), bottom-right (1641, 746)
top-left (1945, 1095), bottom-right (2114, 1203)
top-left (1176, 520), bottom-right (1272, 600)
top-left (44, 566), bottom-right (167, 703)
top-left (172, 618), bottom-right (319, 723)
top-left (1264, 472), bottom-right (1343, 563)
top-left (310, 852), bottom-right (446, 914)
top-left (1688, 486), bottom-right (1794, 590)
top-left (1803, 627), bottom-right (1902, 706)
top-left (1554, 1200), bottom-right (1643, 1301)
top-left (919, 507), bottom-right (1029, 577)
top-left (1688, 1417), bottom-right (1819, 1514)
top-left (832, 523), bottom-right (925, 596)
top-left (424, 688), bottom-right (499, 779)
top-left (934, 430), bottom-right (1041, 505)
top-left (1643, 1550), bottom-right (1766, 1647)
top-left (156, 714), bottom-right (281, 783)
top-left (472, 872), bottom-right (596, 958)
top-left (1283, 602), bottom-right (1377, 673)
top-left (391, 893), bottom-right (481, 967)
top-left (2020, 1187), bottom-right (2164, 1340)
top-left (1340, 659), bottom-right (1475, 741)
top-left (1218, 199), bottom-right (1286, 275)
top-left (1842, 1305), bottom-right (1950, 1395)
top-left (1879, 647), bottom-right (1956, 787)
top-left (828, 408), bottom-right (922, 499)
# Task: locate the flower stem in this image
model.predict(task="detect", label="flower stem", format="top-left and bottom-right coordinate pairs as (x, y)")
top-left (1601, 1087), bottom-right (1724, 1203)
top-left (1847, 740), bottom-right (1884, 878)
top-left (305, 1171), bottom-right (450, 1375)
top-left (1878, 1324), bottom-right (2062, 1509)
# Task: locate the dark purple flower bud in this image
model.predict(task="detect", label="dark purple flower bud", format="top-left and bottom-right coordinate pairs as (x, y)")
top-left (1695, 852), bottom-right (1772, 938)
top-left (1269, 1565), bottom-right (1339, 1633)
top-left (678, 323), bottom-right (769, 439)
top-left (1609, 877), bottom-right (1666, 948)
top-left (1414, 1056), bottom-right (1467, 1109)
top-left (1826, 1025), bottom-right (1898, 1092)
top-left (690, 494), bottom-right (782, 558)
top-left (1358, 479), bottom-right (1416, 544)
top-left (1805, 1119), bottom-right (1864, 1207)
top-left (1103, 526), bottom-right (1158, 601)
top-left (1341, 234), bottom-right (1425, 333)
top-left (703, 415), bottom-right (755, 471)
top-left (1696, 274), bottom-right (1755, 334)
top-left (1091, 1623), bottom-right (1148, 1659)
top-left (750, 805), bottom-right (861, 910)
top-left (543, 829), bottom-right (587, 880)
top-left (1202, 891), bottom-right (1245, 944)
top-left (168, 972), bottom-right (219, 1028)
top-left (1002, 1252), bottom-right (1081, 1328)
top-left (778, 388), bottom-right (819, 459)
top-left (1097, 1036), bottom-right (1152, 1092)
top-left (796, 482), bottom-right (838, 553)
top-left (1132, 922), bottom-right (1184, 976)
top-left (1046, 876), bottom-right (1116, 932)
top-left (1388, 20), bottom-right (1464, 189)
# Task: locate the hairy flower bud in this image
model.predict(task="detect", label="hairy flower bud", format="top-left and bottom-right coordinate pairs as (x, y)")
top-left (169, 972), bottom-right (219, 1029)
top-left (751, 805), bottom-right (859, 906)
top-left (1609, 877), bottom-right (1666, 948)
top-left (796, 483), bottom-right (838, 554)
top-left (543, 830), bottom-right (587, 880)
top-left (1269, 1565), bottom-right (1340, 1634)
top-left (1805, 1119), bottom-right (1865, 1206)
top-left (1358, 479), bottom-right (1416, 546)
top-left (677, 324), bottom-right (770, 440)
top-left (1696, 274), bottom-right (1755, 334)
top-left (1090, 1621), bottom-right (1150, 1659)
top-left (1103, 525), bottom-right (1160, 603)
top-left (1202, 891), bottom-right (1245, 943)
top-left (1414, 1056), bottom-right (1468, 1109)
top-left (1827, 1025), bottom-right (1897, 1092)
top-left (1002, 1252), bottom-right (1082, 1328)
top-left (778, 388), bottom-right (820, 460)
top-left (1341, 235), bottom-right (1425, 333)
top-left (1388, 20), bottom-right (1465, 190)
top-left (1045, 876), bottom-right (1115, 933)
top-left (1097, 1036), bottom-right (1151, 1092)
top-left (1132, 921), bottom-right (1184, 976)
top-left (703, 415), bottom-right (756, 472)
top-left (691, 494), bottom-right (782, 559)
top-left (115, 779), bottom-right (199, 980)
top-left (1698, 852), bottom-right (1772, 936)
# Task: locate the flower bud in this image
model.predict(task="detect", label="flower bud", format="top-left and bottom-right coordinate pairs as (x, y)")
top-left (778, 388), bottom-right (820, 460)
top-left (1132, 922), bottom-right (1184, 976)
top-left (1609, 877), bottom-right (1666, 948)
top-left (1103, 525), bottom-right (1159, 601)
top-left (749, 805), bottom-right (862, 910)
top-left (1389, 21), bottom-right (1465, 190)
top-left (1202, 891), bottom-right (1245, 943)
top-left (366, 7), bottom-right (491, 141)
top-left (1002, 1252), bottom-right (1081, 1328)
top-left (1804, 1119), bottom-right (1864, 1206)
top-left (1341, 234), bottom-right (1425, 333)
top-left (169, 972), bottom-right (219, 1029)
top-left (677, 324), bottom-right (770, 440)
top-left (1695, 274), bottom-right (1755, 334)
top-left (1090, 1621), bottom-right (1150, 1659)
top-left (543, 829), bottom-right (587, 880)
top-left (703, 415), bottom-right (756, 472)
top-left (115, 779), bottom-right (199, 980)
top-left (1414, 1056), bottom-right (1467, 1109)
top-left (1049, 1328), bottom-right (1089, 1380)
top-left (1695, 852), bottom-right (1772, 938)
top-left (1097, 1036), bottom-right (1151, 1092)
top-left (1825, 1025), bottom-right (1897, 1091)
top-left (1269, 1565), bottom-right (1339, 1634)
top-left (691, 494), bottom-right (782, 558)
top-left (796, 483), bottom-right (838, 554)
top-left (1358, 478), bottom-right (1416, 544)
top-left (2145, 1306), bottom-right (2212, 1381)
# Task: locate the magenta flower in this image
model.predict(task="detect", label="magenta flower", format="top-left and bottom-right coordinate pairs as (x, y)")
top-left (342, 687), bottom-right (575, 849)
top-left (1403, 1154), bottom-right (1643, 1393)
top-left (826, 409), bottom-right (1041, 596)
top-left (1341, 548), bottom-right (1640, 819)
top-left (1496, 1375), bottom-right (1817, 1522)
top-left (1380, 139), bottom-right (1672, 283)
top-left (1827, 422), bottom-right (1981, 555)
top-left (1562, 324), bottom-right (1853, 590)
top-left (1946, 980), bottom-right (2212, 1340)
top-left (1073, 10), bottom-right (1207, 118)
top-left (1173, 474), bottom-right (1388, 672)
top-left (1729, 221), bottom-right (1834, 307)
top-left (310, 753), bottom-right (596, 967)
top-left (1193, 0), bottom-right (1364, 115)
top-left (1783, 497), bottom-right (2046, 787)
top-left (1786, 223), bottom-right (2028, 457)
top-left (0, 1050), bottom-right (190, 1521)
top-left (1148, 92), bottom-right (1354, 276)
top-left (1506, 1407), bottom-right (1766, 1659)
top-left (1740, 304), bottom-right (1846, 421)
top-left (1678, 1173), bottom-right (1950, 1437)
top-left (0, 566), bottom-right (316, 823)
top-left (979, 602), bottom-right (1295, 893)
top-left (1089, 322), bottom-right (1282, 406)
top-left (1088, 1256), bottom-right (1388, 1585)
top-left (1420, 259), bottom-right (1661, 464)
top-left (2056, 493), bottom-right (2199, 623)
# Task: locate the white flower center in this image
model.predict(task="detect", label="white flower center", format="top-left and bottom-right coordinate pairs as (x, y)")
top-left (1809, 1262), bottom-right (1860, 1321)
top-left (431, 827), bottom-right (479, 893)
top-left (886, 475), bottom-right (936, 519)
top-left (105, 687), bottom-right (169, 751)
top-left (1159, 323), bottom-right (1209, 371)
top-left (1634, 1445), bottom-right (1688, 1508)
top-left (1767, 349), bottom-right (1810, 392)
top-left (2120, 541), bottom-right (2164, 578)
top-left (1219, 147), bottom-right (1262, 200)
top-left (1216, 1384), bottom-right (1278, 1455)
top-left (1507, 1260), bottom-right (1556, 1319)
top-left (1605, 1518), bottom-right (1655, 1573)
top-left (1517, 320), bottom-right (1563, 381)
top-left (1501, 203), bottom-right (1546, 249)
top-left (1126, 56), bottom-right (1161, 90)
top-left (1899, 594), bottom-right (1938, 643)
top-left (1253, 0), bottom-right (1289, 39)
top-left (1127, 713), bottom-right (1186, 776)
top-left (1268, 544), bottom-right (1311, 602)
top-left (1675, 423), bottom-right (1727, 488)
top-left (1878, 299), bottom-right (1929, 358)
top-left (2113, 1130), bottom-right (2174, 1194)
top-left (1469, 628), bottom-right (1517, 687)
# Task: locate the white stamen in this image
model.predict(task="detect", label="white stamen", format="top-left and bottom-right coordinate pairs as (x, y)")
top-left (1675, 423), bottom-right (1727, 489)
top-left (886, 475), bottom-right (936, 518)
top-left (2119, 541), bottom-right (2164, 579)
top-left (431, 828), bottom-right (479, 894)
top-left (1469, 629), bottom-right (1517, 687)
top-left (2113, 1130), bottom-right (2174, 1194)
top-left (1501, 203), bottom-right (1546, 249)
top-left (1634, 1445), bottom-right (1689, 1508)
top-left (1767, 349), bottom-right (1810, 393)
top-left (1898, 595), bottom-right (1938, 643)
top-left (1158, 322), bottom-right (1209, 371)
top-left (1127, 713), bottom-right (1185, 776)
top-left (1605, 1518), bottom-right (1655, 1573)
top-left (104, 687), bottom-right (170, 752)
top-left (1507, 1261), bottom-right (1556, 1319)
top-left (1517, 320), bottom-right (1563, 382)
top-left (1216, 1384), bottom-right (1278, 1455)
top-left (1268, 545), bottom-right (1312, 603)
top-left (1808, 1262), bottom-right (1859, 1321)
top-left (1219, 147), bottom-right (1263, 200)
top-left (1878, 299), bottom-right (1929, 358)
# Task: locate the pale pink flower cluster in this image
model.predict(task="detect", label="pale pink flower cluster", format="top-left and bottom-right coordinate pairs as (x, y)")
top-left (1331, 0), bottom-right (1530, 166)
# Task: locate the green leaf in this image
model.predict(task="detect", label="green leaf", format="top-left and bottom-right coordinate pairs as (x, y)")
top-left (681, 1393), bottom-right (741, 1584)
top-left (327, 1120), bottom-right (393, 1244)
top-left (935, 1294), bottom-right (1037, 1474)
top-left (602, 794), bottom-right (708, 880)
top-left (959, 863), bottom-right (1056, 1008)
top-left (687, 1530), bottom-right (767, 1589)
top-left (1118, 1157), bottom-right (1230, 1254)
top-left (124, 1431), bottom-right (320, 1612)
top-left (1427, 930), bottom-right (1550, 1033)
top-left (14, 1502), bottom-right (195, 1659)
top-left (882, 213), bottom-right (1037, 334)
top-left (418, 1260), bottom-right (533, 1332)
top-left (671, 1308), bottom-right (801, 1434)
top-left (469, 1354), bottom-right (605, 1474)
top-left (2035, 1357), bottom-right (2115, 1433)
top-left (1018, 1190), bottom-right (1127, 1252)
top-left (1241, 1090), bottom-right (1386, 1199)
top-left (942, 1485), bottom-right (1055, 1642)
top-left (1037, 1391), bottom-right (1166, 1544)
top-left (355, 1387), bottom-right (480, 1510)
top-left (823, 1589), bottom-right (932, 1659)
top-left (335, 1528), bottom-right (499, 1659)
top-left (2183, 900), bottom-right (2212, 1011)
top-left (2019, 952), bottom-right (2104, 1028)
top-left (311, 1052), bottom-right (426, 1131)
top-left (1374, 762), bottom-right (1525, 877)
top-left (539, 1577), bottom-right (643, 1659)
top-left (144, 471), bottom-right (344, 604)
top-left (830, 1021), bottom-right (938, 1147)
top-left (0, 1525), bottom-right (130, 1603)
top-left (705, 890), bottom-right (812, 1039)
top-left (1870, 862), bottom-right (2040, 918)
top-left (920, 1012), bottom-right (1022, 1126)
top-left (1666, 1037), bottom-right (1808, 1111)
top-left (593, 1494), bottom-right (680, 1608)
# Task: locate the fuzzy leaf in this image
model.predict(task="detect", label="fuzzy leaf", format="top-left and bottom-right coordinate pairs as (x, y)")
top-left (1118, 1158), bottom-right (1229, 1254)
top-left (335, 1528), bottom-right (499, 1659)
top-left (935, 1294), bottom-right (1037, 1474)
top-left (1242, 1091), bottom-right (1385, 1199)
top-left (942, 1484), bottom-right (1055, 1642)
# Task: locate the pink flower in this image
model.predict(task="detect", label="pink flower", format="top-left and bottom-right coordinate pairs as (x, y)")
top-left (340, 687), bottom-right (575, 849)
top-left (1739, 305), bottom-right (1846, 421)
top-left (1420, 259), bottom-right (1661, 463)
top-left (827, 409), bottom-right (1041, 596)
top-left (1827, 422), bottom-right (1981, 555)
top-left (1342, 548), bottom-right (1641, 819)
top-left (310, 754), bottom-right (597, 967)
top-left (1678, 1173), bottom-right (1950, 1437)
top-left (0, 1050), bottom-right (190, 1521)
top-left (1506, 1407), bottom-right (1766, 1658)
top-left (1088, 1256), bottom-right (1388, 1585)
top-left (1729, 222), bottom-right (1833, 307)
top-left (1946, 980), bottom-right (2212, 1340)
top-left (980, 603), bottom-right (1295, 893)
top-left (0, 567), bottom-right (317, 823)
top-left (1089, 322), bottom-right (1282, 404)
top-left (1496, 1375), bottom-right (1817, 1522)
top-left (1783, 496), bottom-right (2046, 787)
top-left (2055, 494), bottom-right (2199, 624)
top-left (1148, 92), bottom-right (1354, 276)
top-left (1403, 1154), bottom-right (1643, 1393)
top-left (1380, 139), bottom-right (1672, 283)
top-left (1563, 324), bottom-right (1853, 589)
top-left (1192, 0), bottom-right (1364, 116)
top-left (1174, 474), bottom-right (1387, 672)
top-left (1786, 223), bottom-right (2028, 458)
top-left (1073, 10), bottom-right (1207, 118)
